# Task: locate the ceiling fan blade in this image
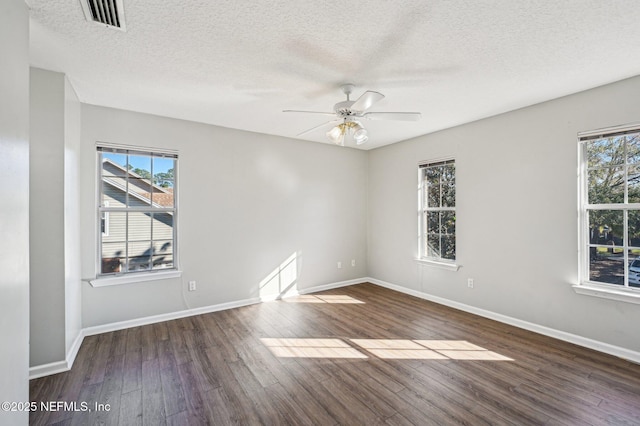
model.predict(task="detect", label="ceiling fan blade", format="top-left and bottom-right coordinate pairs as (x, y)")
top-left (296, 120), bottom-right (339, 137)
top-left (350, 90), bottom-right (385, 112)
top-left (283, 109), bottom-right (336, 116)
top-left (363, 112), bottom-right (422, 121)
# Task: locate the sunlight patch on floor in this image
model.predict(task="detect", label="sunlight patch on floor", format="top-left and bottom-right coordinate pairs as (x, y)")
top-left (351, 339), bottom-right (513, 361)
top-left (260, 337), bottom-right (513, 361)
top-left (260, 338), bottom-right (368, 358)
top-left (283, 295), bottom-right (365, 304)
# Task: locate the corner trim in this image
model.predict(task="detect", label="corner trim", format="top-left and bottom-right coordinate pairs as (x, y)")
top-left (367, 277), bottom-right (640, 364)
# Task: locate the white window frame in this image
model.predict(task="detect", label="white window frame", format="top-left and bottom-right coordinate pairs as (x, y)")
top-left (91, 143), bottom-right (180, 286)
top-left (417, 158), bottom-right (458, 270)
top-left (575, 124), bottom-right (640, 304)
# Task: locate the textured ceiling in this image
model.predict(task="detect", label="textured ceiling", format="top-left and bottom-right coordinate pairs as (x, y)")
top-left (28, 0), bottom-right (640, 149)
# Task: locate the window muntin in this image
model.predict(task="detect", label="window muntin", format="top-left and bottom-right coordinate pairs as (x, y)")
top-left (419, 160), bottom-right (456, 262)
top-left (98, 146), bottom-right (177, 276)
top-left (580, 128), bottom-right (640, 289)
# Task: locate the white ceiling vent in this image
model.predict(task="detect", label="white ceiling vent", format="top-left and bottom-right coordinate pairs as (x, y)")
top-left (80, 0), bottom-right (126, 31)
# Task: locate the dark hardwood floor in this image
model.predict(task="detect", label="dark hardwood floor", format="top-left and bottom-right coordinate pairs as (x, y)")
top-left (30, 283), bottom-right (640, 425)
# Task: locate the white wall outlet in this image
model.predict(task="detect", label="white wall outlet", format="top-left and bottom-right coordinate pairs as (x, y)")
top-left (351, 259), bottom-right (356, 267)
top-left (467, 278), bottom-right (474, 289)
top-left (337, 261), bottom-right (342, 269)
top-left (188, 280), bottom-right (196, 291)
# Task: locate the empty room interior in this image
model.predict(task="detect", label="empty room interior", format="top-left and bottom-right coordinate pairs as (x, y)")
top-left (2, 0), bottom-right (640, 424)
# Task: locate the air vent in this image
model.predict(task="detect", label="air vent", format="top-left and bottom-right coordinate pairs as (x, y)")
top-left (80, 0), bottom-right (126, 31)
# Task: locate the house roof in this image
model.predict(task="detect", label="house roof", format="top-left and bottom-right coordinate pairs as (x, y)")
top-left (28, 1), bottom-right (640, 149)
top-left (102, 159), bottom-right (174, 208)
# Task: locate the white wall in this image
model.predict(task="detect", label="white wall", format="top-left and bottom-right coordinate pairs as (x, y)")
top-left (368, 75), bottom-right (640, 353)
top-left (80, 105), bottom-right (368, 327)
top-left (0, 0), bottom-right (30, 424)
top-left (30, 68), bottom-right (66, 366)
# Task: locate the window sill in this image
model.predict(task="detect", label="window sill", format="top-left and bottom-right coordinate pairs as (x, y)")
top-left (414, 258), bottom-right (460, 271)
top-left (89, 270), bottom-right (182, 287)
top-left (572, 282), bottom-right (640, 305)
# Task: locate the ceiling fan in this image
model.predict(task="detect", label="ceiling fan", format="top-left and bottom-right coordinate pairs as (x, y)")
top-left (283, 84), bottom-right (421, 146)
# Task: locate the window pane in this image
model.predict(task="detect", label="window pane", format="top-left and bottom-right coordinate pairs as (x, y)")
top-left (588, 210), bottom-right (623, 246)
top-left (152, 213), bottom-right (173, 241)
top-left (152, 187), bottom-right (174, 208)
top-left (129, 212), bottom-right (151, 241)
top-left (628, 165), bottom-right (640, 204)
top-left (427, 233), bottom-right (440, 258)
top-left (103, 212), bottom-right (126, 241)
top-left (425, 168), bottom-right (441, 208)
top-left (127, 154), bottom-right (152, 206)
top-left (628, 210), bottom-right (640, 249)
top-left (587, 138), bottom-right (623, 168)
top-left (441, 236), bottom-right (455, 261)
top-left (441, 164), bottom-right (455, 208)
top-left (587, 167), bottom-right (624, 204)
top-left (153, 157), bottom-right (175, 189)
top-left (128, 178), bottom-right (153, 206)
top-left (153, 239), bottom-right (173, 255)
top-left (626, 134), bottom-right (640, 165)
top-left (102, 180), bottom-right (126, 207)
top-left (589, 252), bottom-right (624, 286)
top-left (101, 242), bottom-right (125, 274)
top-left (128, 240), bottom-right (152, 271)
top-left (101, 152), bottom-right (128, 176)
top-left (426, 211), bottom-right (439, 234)
top-left (441, 211), bottom-right (456, 236)
top-left (152, 254), bottom-right (173, 270)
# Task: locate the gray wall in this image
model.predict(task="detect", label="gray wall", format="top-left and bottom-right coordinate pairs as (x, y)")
top-left (80, 105), bottom-right (369, 326)
top-left (0, 0), bottom-right (30, 424)
top-left (368, 75), bottom-right (640, 352)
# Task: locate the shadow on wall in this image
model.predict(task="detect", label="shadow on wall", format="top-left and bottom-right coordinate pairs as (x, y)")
top-left (259, 251), bottom-right (302, 299)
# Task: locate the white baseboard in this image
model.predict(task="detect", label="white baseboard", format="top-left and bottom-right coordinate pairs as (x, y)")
top-left (298, 278), bottom-right (367, 295)
top-left (29, 360), bottom-right (69, 380)
top-left (33, 275), bottom-right (636, 379)
top-left (367, 277), bottom-right (640, 364)
top-left (82, 296), bottom-right (263, 337)
top-left (29, 277), bottom-right (368, 379)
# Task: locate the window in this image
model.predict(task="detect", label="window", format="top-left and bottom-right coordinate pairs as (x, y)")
top-left (419, 159), bottom-right (456, 262)
top-left (579, 126), bottom-right (640, 290)
top-left (97, 145), bottom-right (177, 276)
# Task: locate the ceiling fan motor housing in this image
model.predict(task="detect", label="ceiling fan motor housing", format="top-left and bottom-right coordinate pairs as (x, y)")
top-left (334, 100), bottom-right (357, 118)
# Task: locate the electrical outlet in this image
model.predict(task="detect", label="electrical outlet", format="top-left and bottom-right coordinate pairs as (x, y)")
top-left (188, 281), bottom-right (196, 291)
top-left (337, 261), bottom-right (342, 269)
top-left (351, 259), bottom-right (356, 267)
top-left (467, 278), bottom-right (474, 289)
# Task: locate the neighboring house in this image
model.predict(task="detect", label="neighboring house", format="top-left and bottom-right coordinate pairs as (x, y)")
top-left (101, 159), bottom-right (174, 273)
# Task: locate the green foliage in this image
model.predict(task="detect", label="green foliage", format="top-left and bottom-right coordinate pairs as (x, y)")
top-left (153, 168), bottom-right (174, 188)
top-left (587, 134), bottom-right (640, 246)
top-left (132, 168), bottom-right (151, 179)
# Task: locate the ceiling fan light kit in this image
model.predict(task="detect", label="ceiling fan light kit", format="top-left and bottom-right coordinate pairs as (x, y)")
top-left (325, 119), bottom-right (369, 146)
top-left (284, 84), bottom-right (421, 146)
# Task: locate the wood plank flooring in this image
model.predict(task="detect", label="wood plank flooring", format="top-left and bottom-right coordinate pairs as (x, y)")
top-left (30, 283), bottom-right (640, 425)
